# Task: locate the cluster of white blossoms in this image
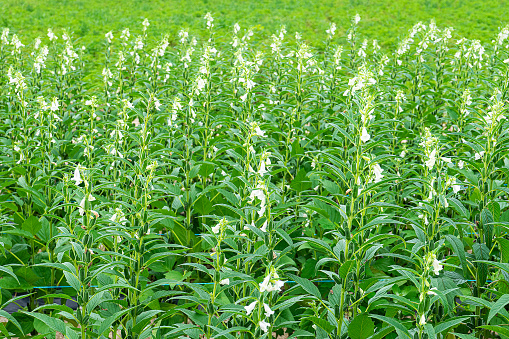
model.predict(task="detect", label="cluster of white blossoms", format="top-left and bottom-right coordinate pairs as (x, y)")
top-left (326, 22), bottom-right (337, 40)
top-left (419, 128), bottom-right (439, 170)
top-left (167, 97), bottom-right (183, 127)
top-left (241, 266), bottom-right (284, 332)
top-left (32, 39), bottom-right (49, 74)
top-left (204, 12), bottom-right (214, 30)
top-left (79, 193), bottom-right (98, 218)
top-left (257, 151), bottom-right (272, 176)
top-left (460, 88), bottom-right (473, 117)
top-left (211, 217), bottom-right (228, 234)
top-left (249, 181), bottom-right (268, 217)
top-left (343, 65), bottom-right (376, 96)
top-left (244, 300), bottom-right (274, 333)
top-left (260, 266), bottom-right (284, 292)
top-left (110, 207), bottom-right (127, 225)
top-left (270, 26), bottom-right (287, 59)
top-left (446, 176), bottom-right (462, 194)
top-left (424, 252), bottom-right (443, 275)
top-left (483, 89), bottom-right (506, 133)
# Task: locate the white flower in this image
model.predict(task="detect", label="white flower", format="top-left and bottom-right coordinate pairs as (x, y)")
top-left (474, 151), bottom-right (485, 160)
top-left (259, 274), bottom-right (272, 293)
top-left (105, 31), bottom-right (113, 43)
top-left (425, 149), bottom-right (436, 170)
top-left (110, 208), bottom-right (127, 225)
top-left (72, 165), bottom-right (83, 185)
top-left (154, 98), bottom-right (162, 111)
top-left (211, 224), bottom-right (220, 234)
top-left (260, 221), bottom-right (268, 232)
top-left (47, 28), bottom-right (57, 41)
top-left (458, 160), bottom-right (464, 169)
top-left (263, 303), bottom-right (274, 317)
top-left (255, 126), bottom-right (265, 137)
top-left (220, 278), bottom-right (230, 285)
top-left (234, 23), bottom-right (241, 35)
top-left (354, 14), bottom-right (361, 24)
top-left (79, 194), bottom-right (96, 216)
top-left (244, 300), bottom-right (258, 315)
top-left (427, 287), bottom-right (438, 296)
top-left (50, 97), bottom-right (59, 112)
top-left (360, 127), bottom-right (370, 142)
top-left (259, 320), bottom-right (270, 333)
top-left (373, 164), bottom-right (384, 183)
top-left (452, 178), bottom-right (461, 194)
top-left (419, 314), bottom-right (426, 326)
top-left (432, 257), bottom-right (443, 275)
top-left (400, 150), bottom-right (406, 158)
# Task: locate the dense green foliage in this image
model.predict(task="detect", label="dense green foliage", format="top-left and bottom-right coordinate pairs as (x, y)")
top-left (3, 0), bottom-right (509, 49)
top-left (2, 7), bottom-right (509, 339)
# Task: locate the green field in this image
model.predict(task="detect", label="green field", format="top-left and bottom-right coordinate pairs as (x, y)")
top-left (2, 0), bottom-right (509, 48)
top-left (3, 1), bottom-right (509, 338)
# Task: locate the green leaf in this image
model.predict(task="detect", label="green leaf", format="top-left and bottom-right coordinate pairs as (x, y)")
top-left (63, 271), bottom-right (82, 292)
top-left (193, 194), bottom-right (214, 215)
top-left (303, 316), bottom-right (335, 334)
top-left (287, 273), bottom-right (321, 299)
top-left (22, 216), bottom-right (42, 236)
top-left (478, 325), bottom-right (509, 337)
top-left (290, 169), bottom-right (311, 192)
top-left (424, 323), bottom-right (436, 339)
top-left (445, 234), bottom-right (467, 277)
top-left (448, 197), bottom-right (469, 219)
top-left (488, 294), bottom-right (509, 324)
top-left (338, 260), bottom-right (355, 279)
top-left (497, 238), bottom-right (509, 263)
top-left (21, 311), bottom-right (68, 335)
top-left (369, 315), bottom-right (411, 338)
top-left (434, 316), bottom-right (469, 334)
top-left (348, 313), bottom-right (375, 339)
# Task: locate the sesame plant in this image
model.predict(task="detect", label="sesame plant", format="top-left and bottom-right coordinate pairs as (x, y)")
top-left (2, 13), bottom-right (509, 339)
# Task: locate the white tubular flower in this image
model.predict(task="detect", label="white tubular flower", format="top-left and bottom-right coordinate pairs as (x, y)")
top-left (47, 28), bottom-right (57, 41)
top-left (425, 149), bottom-right (436, 170)
top-left (259, 274), bottom-right (272, 293)
top-left (204, 12), bottom-right (214, 29)
top-left (360, 127), bottom-right (370, 143)
top-left (432, 257), bottom-right (443, 275)
top-left (142, 18), bottom-right (150, 31)
top-left (419, 314), bottom-right (426, 326)
top-left (263, 303), bottom-right (274, 317)
top-left (427, 287), bottom-right (438, 296)
top-left (211, 224), bottom-right (220, 234)
top-left (233, 23), bottom-right (241, 35)
top-left (260, 221), bottom-right (268, 232)
top-left (259, 268), bottom-right (284, 293)
top-left (373, 164), bottom-right (384, 183)
top-left (72, 165), bottom-right (83, 186)
top-left (326, 22), bottom-right (337, 39)
top-left (244, 300), bottom-right (258, 315)
top-left (79, 194), bottom-right (96, 216)
top-left (220, 278), bottom-right (230, 285)
top-left (50, 97), bottom-right (59, 112)
top-left (259, 320), bottom-right (270, 333)
top-left (458, 160), bottom-right (464, 169)
top-left (474, 151), bottom-right (485, 160)
top-left (249, 185), bottom-right (267, 217)
top-left (154, 97), bottom-right (162, 111)
top-left (212, 218), bottom-right (227, 234)
top-left (105, 31), bottom-right (113, 43)
top-left (110, 207), bottom-right (127, 225)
